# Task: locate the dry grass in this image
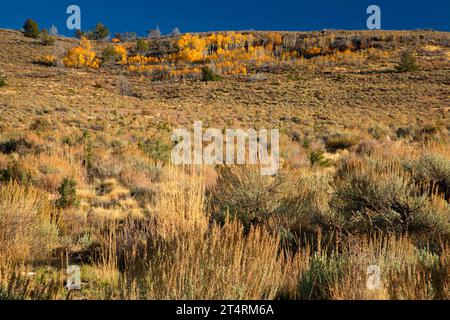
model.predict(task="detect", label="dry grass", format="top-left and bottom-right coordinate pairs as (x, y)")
top-left (0, 28), bottom-right (449, 300)
top-left (0, 181), bottom-right (58, 262)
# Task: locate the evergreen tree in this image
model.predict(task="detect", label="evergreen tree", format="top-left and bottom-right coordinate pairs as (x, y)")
top-left (23, 19), bottom-right (39, 39)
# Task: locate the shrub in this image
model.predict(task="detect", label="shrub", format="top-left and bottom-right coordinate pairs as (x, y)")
top-left (414, 124), bottom-right (439, 141)
top-left (75, 29), bottom-right (86, 39)
top-left (0, 161), bottom-right (34, 185)
top-left (298, 252), bottom-right (347, 300)
top-left (63, 38), bottom-right (100, 69)
top-left (309, 149), bottom-right (333, 167)
top-left (102, 45), bottom-right (123, 65)
top-left (39, 29), bottom-right (56, 46)
top-left (324, 134), bottom-right (358, 153)
top-left (0, 73), bottom-right (5, 87)
top-left (272, 174), bottom-right (330, 235)
top-left (29, 117), bottom-right (52, 131)
top-left (41, 55), bottom-right (57, 67)
top-left (91, 23), bottom-right (109, 40)
top-left (210, 166), bottom-right (287, 231)
top-left (0, 268), bottom-right (61, 300)
top-left (367, 126), bottom-right (386, 140)
top-left (396, 49), bottom-right (419, 72)
top-left (304, 47), bottom-right (322, 58)
top-left (211, 166), bottom-right (330, 235)
top-left (118, 76), bottom-right (137, 97)
top-left (396, 126), bottom-right (413, 139)
top-left (0, 137), bottom-right (43, 155)
top-left (406, 155), bottom-right (450, 200)
top-left (201, 67), bottom-right (221, 82)
top-left (329, 156), bottom-right (450, 235)
top-left (355, 140), bottom-right (378, 156)
top-left (136, 39), bottom-right (149, 53)
top-left (55, 178), bottom-right (79, 209)
top-left (23, 19), bottom-right (39, 39)
top-left (138, 139), bottom-right (171, 163)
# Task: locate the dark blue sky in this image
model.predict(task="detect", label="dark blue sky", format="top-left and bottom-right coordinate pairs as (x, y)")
top-left (0, 0), bottom-right (448, 36)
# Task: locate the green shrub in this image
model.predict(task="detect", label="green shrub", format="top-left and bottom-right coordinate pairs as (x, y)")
top-left (201, 67), bottom-right (221, 82)
top-left (23, 19), bottom-right (39, 39)
top-left (396, 126), bottom-right (413, 139)
top-left (210, 166), bottom-right (328, 234)
top-left (102, 45), bottom-right (122, 65)
top-left (136, 39), bottom-right (149, 53)
top-left (29, 117), bottom-right (52, 131)
top-left (0, 269), bottom-right (61, 300)
top-left (367, 126), bottom-right (386, 140)
top-left (39, 29), bottom-right (56, 46)
top-left (406, 155), bottom-right (450, 200)
top-left (330, 156), bottom-right (450, 235)
top-left (273, 174), bottom-right (330, 234)
top-left (0, 73), bottom-right (6, 87)
top-left (210, 166), bottom-right (287, 232)
top-left (0, 161), bottom-right (34, 185)
top-left (298, 252), bottom-right (347, 300)
top-left (75, 29), bottom-right (86, 39)
top-left (55, 178), bottom-right (79, 209)
top-left (309, 149), bottom-right (333, 167)
top-left (417, 248), bottom-right (440, 269)
top-left (324, 134), bottom-right (358, 153)
top-left (413, 124), bottom-right (439, 141)
top-left (91, 23), bottom-right (109, 40)
top-left (138, 139), bottom-right (171, 163)
top-left (396, 49), bottom-right (419, 72)
top-left (0, 137), bottom-right (43, 155)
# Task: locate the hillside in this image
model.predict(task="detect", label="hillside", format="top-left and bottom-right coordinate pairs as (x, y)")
top-left (0, 28), bottom-right (449, 300)
top-left (0, 29), bottom-right (449, 136)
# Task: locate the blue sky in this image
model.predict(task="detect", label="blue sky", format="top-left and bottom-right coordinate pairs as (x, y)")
top-left (0, 0), bottom-right (448, 36)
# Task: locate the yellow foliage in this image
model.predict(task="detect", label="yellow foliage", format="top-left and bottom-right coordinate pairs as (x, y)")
top-left (63, 38), bottom-right (100, 69)
top-left (42, 55), bottom-right (56, 66)
top-left (127, 55), bottom-right (160, 65)
top-left (305, 47), bottom-right (322, 57)
top-left (55, 32), bottom-right (321, 77)
top-left (113, 45), bottom-right (128, 64)
top-left (267, 32), bottom-right (283, 46)
top-left (176, 33), bottom-right (207, 62)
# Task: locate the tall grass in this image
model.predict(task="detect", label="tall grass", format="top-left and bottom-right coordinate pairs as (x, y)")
top-left (0, 139), bottom-right (449, 300)
top-left (0, 181), bottom-right (58, 262)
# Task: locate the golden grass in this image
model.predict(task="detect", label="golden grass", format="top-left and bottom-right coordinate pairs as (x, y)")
top-left (0, 181), bottom-right (58, 261)
top-left (0, 29), bottom-right (448, 300)
top-left (141, 219), bottom-right (285, 300)
top-left (151, 166), bottom-right (208, 240)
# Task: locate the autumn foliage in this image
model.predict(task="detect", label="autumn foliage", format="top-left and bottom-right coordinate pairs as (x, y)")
top-left (55, 31), bottom-right (362, 78)
top-left (63, 38), bottom-right (100, 69)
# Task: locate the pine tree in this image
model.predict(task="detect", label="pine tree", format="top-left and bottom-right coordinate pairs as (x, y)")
top-left (23, 19), bottom-right (39, 39)
top-left (92, 23), bottom-right (109, 40)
